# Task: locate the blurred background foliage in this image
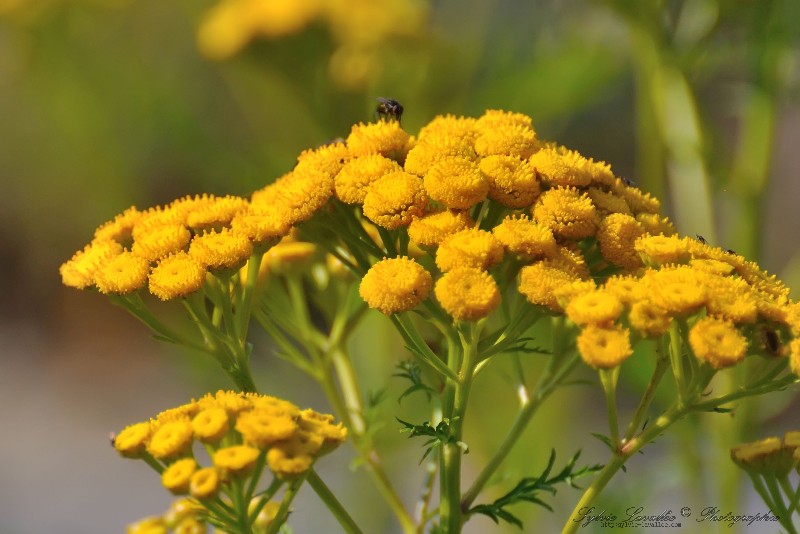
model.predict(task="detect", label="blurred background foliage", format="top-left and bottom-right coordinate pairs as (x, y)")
top-left (2, 0), bottom-right (800, 532)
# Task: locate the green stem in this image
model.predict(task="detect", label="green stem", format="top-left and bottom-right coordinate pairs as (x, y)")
top-left (764, 475), bottom-right (797, 534)
top-left (415, 460), bottom-right (437, 533)
top-left (600, 368), bottom-right (621, 448)
top-left (238, 250), bottom-right (265, 346)
top-left (264, 473), bottom-right (308, 534)
top-left (623, 346), bottom-right (670, 442)
top-left (667, 321), bottom-right (686, 408)
top-left (307, 469), bottom-right (364, 534)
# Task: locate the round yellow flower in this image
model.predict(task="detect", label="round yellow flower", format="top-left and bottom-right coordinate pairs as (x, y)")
top-left (235, 410), bottom-right (298, 448)
top-left (189, 467), bottom-right (220, 500)
top-left (596, 213), bottom-right (646, 270)
top-left (434, 267), bottom-right (500, 321)
top-left (587, 187), bottom-right (631, 216)
top-left (479, 155), bottom-right (540, 208)
top-left (492, 215), bottom-right (557, 257)
top-left (532, 187), bottom-right (599, 240)
top-left (566, 290), bottom-right (623, 326)
top-left (334, 154), bottom-right (401, 204)
top-left (635, 234), bottom-right (693, 265)
top-left (127, 516), bottom-right (167, 534)
top-left (131, 223), bottom-right (192, 262)
top-left (362, 171), bottom-right (428, 229)
top-left (518, 261), bottom-right (580, 312)
top-left (189, 228), bottom-right (253, 271)
top-left (298, 410), bottom-right (348, 452)
top-left (94, 251), bottom-right (150, 295)
top-left (688, 316), bottom-right (748, 369)
top-left (230, 205), bottom-right (293, 246)
top-left (191, 407), bottom-right (229, 443)
top-left (704, 275), bottom-right (758, 324)
top-left (435, 228), bottom-right (504, 272)
top-left (359, 257), bottom-right (432, 314)
top-left (162, 458), bottom-right (197, 495)
top-left (251, 167), bottom-right (334, 226)
top-left (475, 123), bottom-right (538, 158)
top-left (148, 252), bottom-right (207, 301)
top-left (173, 517), bottom-right (206, 534)
top-left (577, 324), bottom-right (633, 369)
top-left (403, 138), bottom-right (476, 176)
top-left (346, 120), bottom-right (410, 159)
top-left (475, 109), bottom-right (533, 131)
top-left (132, 206), bottom-right (185, 241)
top-left (94, 206), bottom-right (141, 244)
top-left (60, 240), bottom-right (124, 289)
top-left (295, 141), bottom-right (351, 179)
top-left (417, 114), bottom-right (478, 146)
top-left (267, 431), bottom-right (324, 477)
top-left (635, 213), bottom-right (676, 236)
top-left (213, 445), bottom-right (261, 474)
top-left (603, 276), bottom-right (644, 305)
top-left (529, 146), bottom-right (593, 188)
top-left (114, 422), bottom-right (151, 458)
top-left (147, 420), bottom-right (194, 460)
top-left (628, 301), bottom-right (672, 337)
top-left (613, 179), bottom-right (660, 214)
top-left (423, 156), bottom-right (488, 209)
top-left (650, 281), bottom-right (706, 315)
top-left (407, 210), bottom-right (474, 247)
top-left (184, 194), bottom-right (248, 230)
top-left (789, 339), bottom-right (800, 376)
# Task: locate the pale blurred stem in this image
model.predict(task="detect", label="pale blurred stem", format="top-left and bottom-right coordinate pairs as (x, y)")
top-left (110, 294), bottom-right (207, 353)
top-left (205, 498), bottom-right (238, 528)
top-left (600, 368), bottom-right (621, 448)
top-left (462, 344), bottom-right (580, 509)
top-left (265, 473), bottom-right (308, 534)
top-left (667, 321), bottom-right (687, 407)
top-left (779, 474), bottom-right (797, 515)
top-left (248, 478), bottom-right (283, 525)
top-left (329, 345), bottom-right (365, 435)
top-left (746, 472), bottom-right (777, 514)
top-left (623, 346), bottom-right (670, 442)
top-left (307, 468), bottom-right (364, 534)
top-left (415, 460), bottom-right (438, 533)
top-left (209, 274), bottom-right (237, 337)
top-left (765, 475), bottom-right (797, 534)
top-left (237, 250), bottom-right (265, 346)
top-left (244, 450), bottom-right (268, 504)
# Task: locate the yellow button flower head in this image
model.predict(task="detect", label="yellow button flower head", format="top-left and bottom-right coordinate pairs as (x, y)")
top-left (267, 430), bottom-right (324, 477)
top-left (94, 206), bottom-right (141, 244)
top-left (404, 138), bottom-right (477, 176)
top-left (635, 213), bottom-right (676, 236)
top-left (417, 114), bottom-right (478, 146)
top-left (690, 258), bottom-right (736, 276)
top-left (263, 239), bottom-right (317, 275)
top-left (635, 234), bottom-right (693, 265)
top-left (184, 194), bottom-right (249, 230)
top-left (612, 179), bottom-right (660, 214)
top-left (173, 517), bottom-right (205, 534)
top-left (475, 123), bottom-right (538, 158)
top-left (298, 410), bottom-right (348, 453)
top-left (596, 213), bottom-right (646, 270)
top-left (587, 187), bottom-right (632, 216)
top-left (346, 119), bottom-right (411, 159)
top-left (191, 407), bottom-right (229, 443)
top-left (251, 166), bottom-right (335, 226)
top-left (689, 316), bottom-right (748, 369)
top-left (436, 228), bottom-right (504, 272)
top-left (492, 215), bottom-right (557, 257)
top-left (518, 261), bottom-right (581, 312)
top-left (230, 204), bottom-right (293, 246)
top-left (114, 422), bottom-right (151, 458)
top-left (584, 158), bottom-right (617, 187)
top-left (359, 257), bottom-right (432, 314)
top-left (235, 410), bottom-right (298, 448)
top-left (362, 171), bottom-right (428, 229)
top-left (479, 155), bottom-right (541, 208)
top-left (476, 109), bottom-right (534, 131)
top-left (60, 240), bottom-right (123, 289)
top-left (566, 290), bottom-right (624, 326)
top-left (295, 141), bottom-right (351, 179)
top-left (529, 146), bottom-right (593, 188)
top-left (213, 445), bottom-right (261, 475)
top-left (127, 516), bottom-right (167, 534)
top-left (162, 458), bottom-right (197, 495)
top-left (147, 420), bottom-right (194, 460)
top-left (628, 300), bottom-right (672, 337)
top-left (423, 156), bottom-right (488, 209)
top-left (603, 275), bottom-right (644, 305)
top-left (132, 206), bottom-right (186, 241)
top-left (189, 228), bottom-right (253, 271)
top-left (408, 210), bottom-right (474, 247)
top-left (644, 267), bottom-right (707, 314)
top-left (549, 245), bottom-right (591, 279)
top-left (435, 267), bottom-right (500, 321)
top-left (94, 251), bottom-right (150, 295)
top-left (131, 223), bottom-right (192, 263)
top-left (334, 154), bottom-right (401, 204)
top-left (789, 339), bottom-right (800, 375)
top-left (533, 187), bottom-right (599, 240)
top-left (704, 275), bottom-right (758, 324)
top-left (148, 252), bottom-right (207, 301)
top-left (553, 279), bottom-right (598, 310)
top-left (577, 324), bottom-right (633, 369)
top-left (189, 467), bottom-right (220, 500)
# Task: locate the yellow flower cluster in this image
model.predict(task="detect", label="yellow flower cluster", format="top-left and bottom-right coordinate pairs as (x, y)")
top-left (126, 496), bottom-right (281, 534)
top-left (114, 390), bottom-right (347, 491)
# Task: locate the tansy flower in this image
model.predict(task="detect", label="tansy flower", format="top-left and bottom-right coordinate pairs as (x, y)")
top-left (359, 257), bottom-right (432, 314)
top-left (492, 215), bottom-right (557, 257)
top-left (532, 187), bottom-right (599, 240)
top-left (644, 267), bottom-right (707, 314)
top-left (114, 422), bottom-right (151, 458)
top-left (184, 194), bottom-right (248, 230)
top-left (584, 158), bottom-right (617, 187)
top-left (298, 410), bottom-right (348, 453)
top-left (403, 138), bottom-right (476, 176)
top-left (434, 267), bottom-right (500, 321)
top-left (789, 339), bottom-right (800, 375)
top-left (689, 316), bottom-right (748, 369)
top-left (407, 210), bottom-right (474, 247)
top-left (628, 301), bottom-right (672, 337)
top-left (636, 213), bottom-right (676, 236)
top-left (155, 402), bottom-right (202, 425)
top-left (131, 223), bottom-right (192, 263)
top-left (334, 154), bottom-right (401, 204)
top-left (94, 251), bottom-right (150, 295)
top-left (690, 258), bottom-right (736, 276)
top-left (417, 114), bottom-right (478, 146)
top-left (479, 155), bottom-right (540, 208)
top-left (362, 171), bottom-right (428, 229)
top-left (518, 262), bottom-right (581, 312)
top-left (173, 517), bottom-right (205, 534)
top-left (230, 205), bottom-right (293, 246)
top-left (635, 234), bottom-right (693, 265)
top-left (295, 141), bottom-right (351, 179)
top-left (132, 206), bottom-right (186, 241)
top-left (263, 239), bottom-right (317, 275)
top-left (162, 458), bottom-right (197, 495)
top-left (189, 228), bottom-right (253, 271)
top-left (704, 275), bottom-right (758, 324)
top-left (127, 516), bottom-right (167, 534)
top-left (435, 228), bottom-right (504, 272)
top-left (148, 252), bottom-right (207, 301)
top-left (566, 290), bottom-right (623, 326)
top-left (603, 276), bottom-right (644, 305)
top-left (147, 420), bottom-right (194, 460)
top-left (235, 410), bottom-right (298, 448)
top-left (213, 445), bottom-right (261, 474)
top-left (423, 156), bottom-right (487, 209)
top-left (529, 146), bottom-right (593, 188)
top-left (60, 240), bottom-right (123, 289)
top-left (191, 408), bottom-right (229, 443)
top-left (475, 123), bottom-right (538, 158)
top-left (93, 206), bottom-right (141, 244)
top-left (596, 213), bottom-right (646, 270)
top-left (346, 120), bottom-right (410, 159)
top-left (267, 430), bottom-right (324, 477)
top-left (588, 187), bottom-right (632, 216)
top-left (475, 109), bottom-right (534, 131)
top-left (189, 468), bottom-right (220, 500)
top-left (612, 180), bottom-right (660, 214)
top-left (548, 245), bottom-right (591, 279)
top-left (577, 324), bottom-right (633, 369)
top-left (553, 279), bottom-right (598, 310)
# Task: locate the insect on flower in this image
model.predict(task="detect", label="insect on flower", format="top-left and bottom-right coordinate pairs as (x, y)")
top-left (761, 326), bottom-right (782, 357)
top-left (109, 431), bottom-right (116, 448)
top-left (696, 234), bottom-right (708, 245)
top-left (376, 97), bottom-right (404, 125)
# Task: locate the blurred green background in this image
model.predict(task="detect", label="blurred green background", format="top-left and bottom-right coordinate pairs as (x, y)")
top-left (2, 0), bottom-right (800, 532)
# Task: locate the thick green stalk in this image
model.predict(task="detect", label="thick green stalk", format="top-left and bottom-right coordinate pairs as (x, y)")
top-left (307, 469), bottom-right (364, 534)
top-left (264, 473), bottom-right (308, 534)
top-left (623, 347), bottom-right (670, 442)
